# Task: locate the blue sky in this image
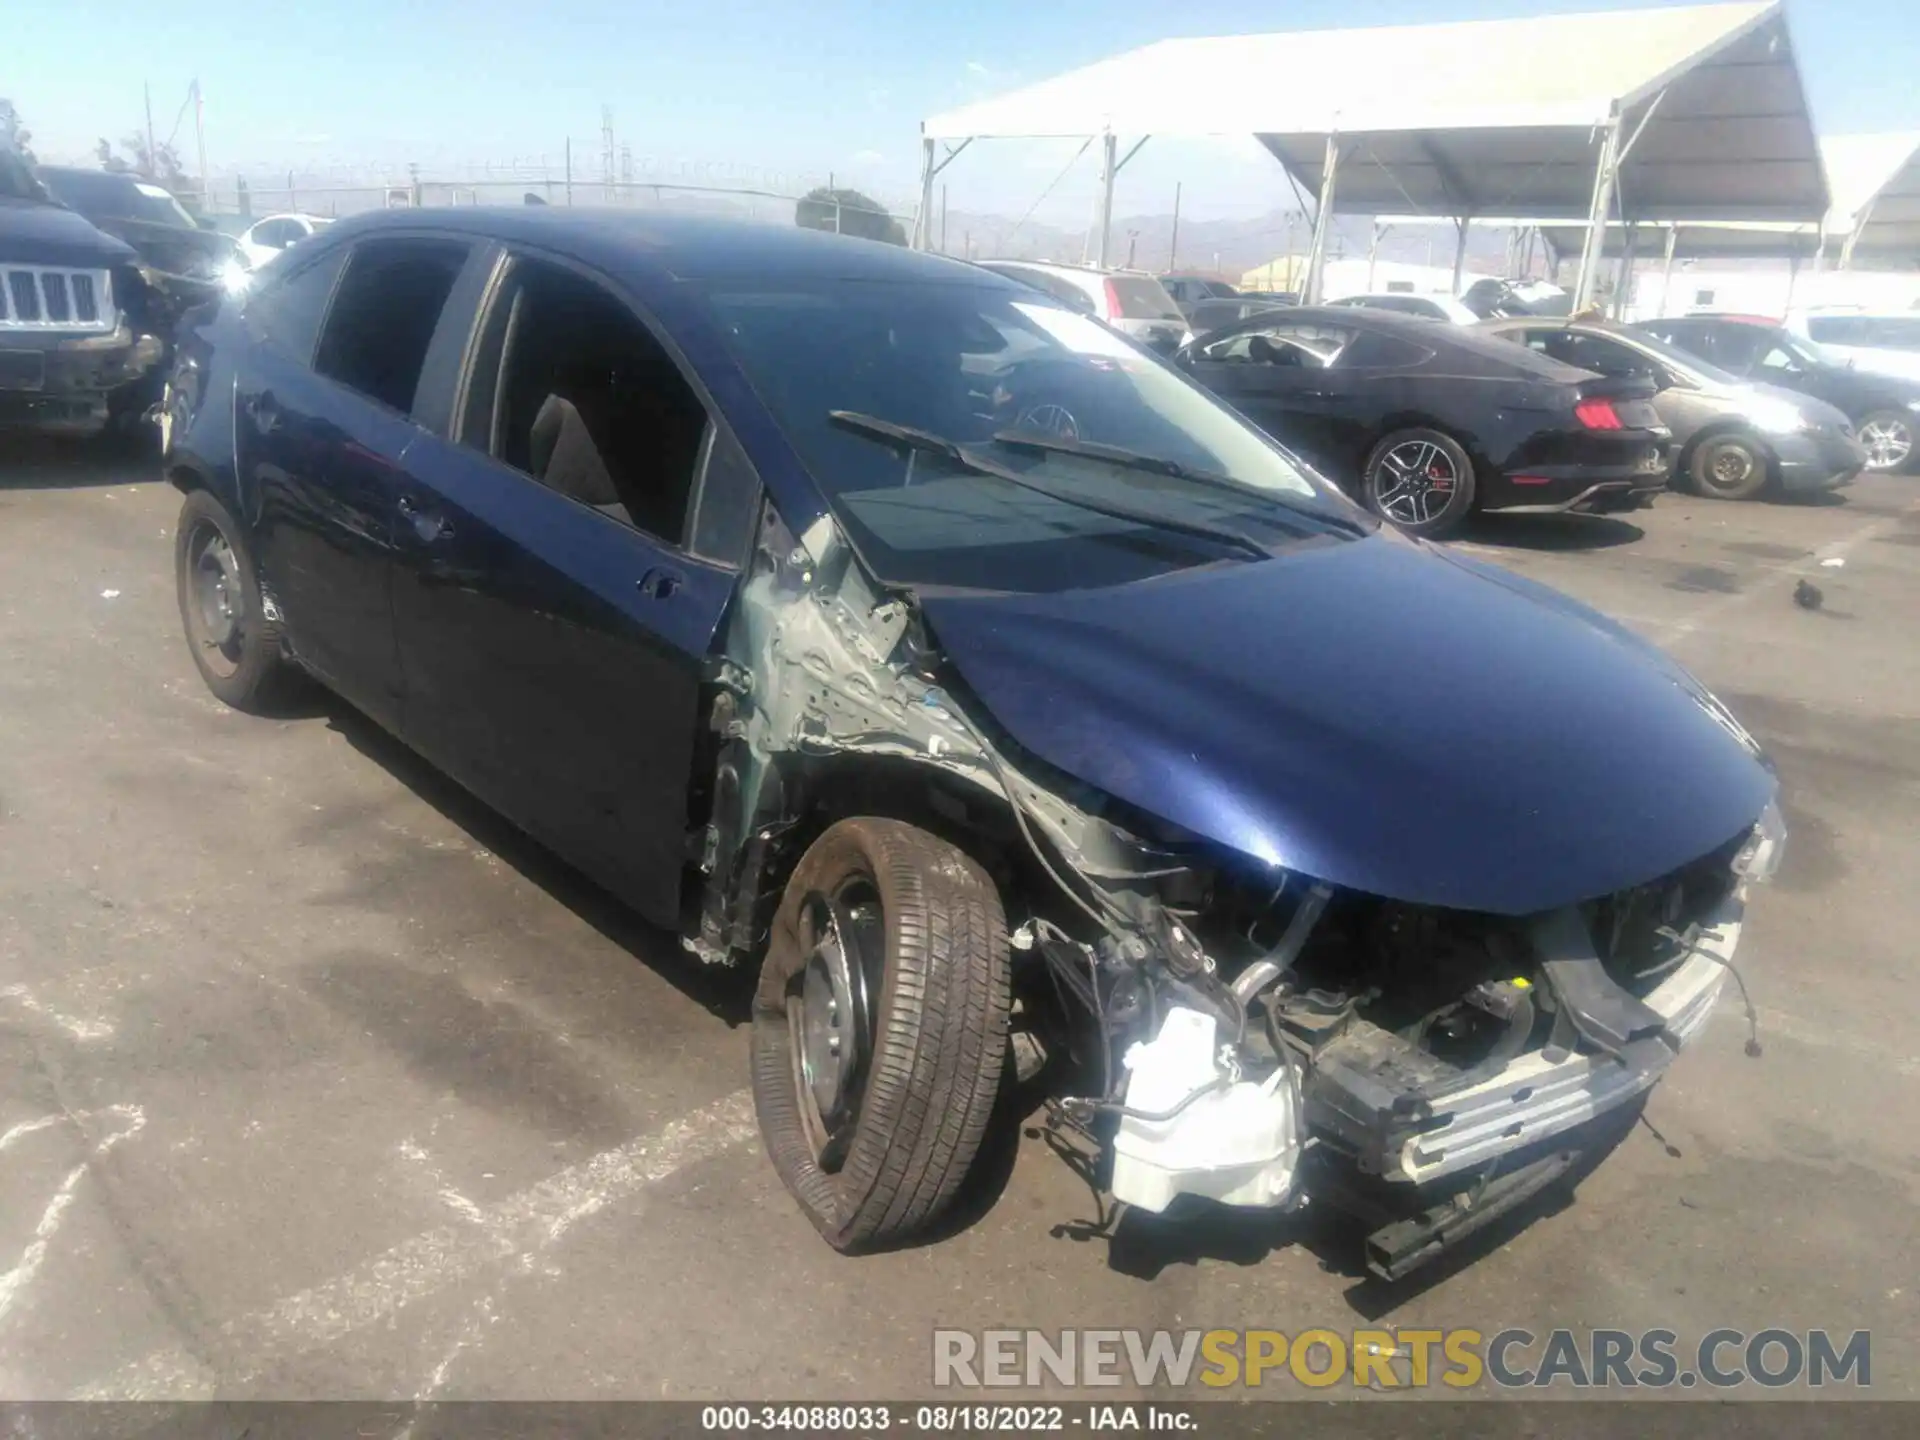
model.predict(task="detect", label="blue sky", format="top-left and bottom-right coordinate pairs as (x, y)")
top-left (12, 0), bottom-right (1919, 222)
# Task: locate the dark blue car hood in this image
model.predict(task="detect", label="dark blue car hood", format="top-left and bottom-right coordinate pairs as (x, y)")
top-left (920, 536), bottom-right (1774, 915)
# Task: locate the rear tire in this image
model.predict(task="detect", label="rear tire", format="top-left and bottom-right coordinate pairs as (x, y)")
top-left (1689, 433), bottom-right (1770, 501)
top-left (752, 818), bottom-right (1010, 1252)
top-left (174, 490), bottom-right (294, 712)
top-left (1361, 428), bottom-right (1476, 538)
top-left (1856, 409), bottom-right (1915, 474)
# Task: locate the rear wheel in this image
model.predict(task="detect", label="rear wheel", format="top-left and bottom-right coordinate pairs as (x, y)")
top-left (1689, 433), bottom-right (1770, 501)
top-left (1857, 409), bottom-right (1915, 473)
top-left (1362, 429), bottom-right (1476, 538)
top-left (752, 818), bottom-right (1010, 1252)
top-left (175, 490), bottom-right (294, 711)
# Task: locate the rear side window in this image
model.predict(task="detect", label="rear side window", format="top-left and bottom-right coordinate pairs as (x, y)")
top-left (314, 238), bottom-right (469, 414)
top-left (1342, 330), bottom-right (1432, 368)
top-left (1108, 276), bottom-right (1182, 320)
top-left (246, 248), bottom-right (347, 363)
top-left (1867, 317), bottom-right (1920, 348)
top-left (1806, 316), bottom-right (1868, 344)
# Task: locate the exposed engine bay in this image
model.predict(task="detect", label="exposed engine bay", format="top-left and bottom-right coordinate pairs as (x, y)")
top-left (690, 497), bottom-right (1784, 1278)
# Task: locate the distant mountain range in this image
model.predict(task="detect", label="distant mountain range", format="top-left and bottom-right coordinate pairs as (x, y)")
top-left (921, 207), bottom-right (1523, 278)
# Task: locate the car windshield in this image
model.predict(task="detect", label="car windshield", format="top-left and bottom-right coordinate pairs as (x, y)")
top-left (41, 169), bottom-right (197, 229)
top-left (701, 278), bottom-right (1371, 592)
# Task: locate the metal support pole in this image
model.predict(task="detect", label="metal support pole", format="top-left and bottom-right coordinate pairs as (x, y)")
top-left (914, 136), bottom-right (936, 250)
top-left (1659, 224), bottom-right (1680, 319)
top-left (1613, 221), bottom-right (1640, 320)
top-left (1839, 199), bottom-right (1875, 270)
top-left (1783, 252), bottom-right (1803, 313)
top-left (1095, 130), bottom-right (1117, 269)
top-left (1450, 216), bottom-right (1472, 295)
top-left (564, 139), bottom-right (573, 206)
top-left (1169, 182), bottom-right (1181, 271)
top-left (1303, 133), bottom-right (1342, 305)
top-left (1572, 116), bottom-right (1621, 313)
top-left (940, 184), bottom-right (948, 254)
top-left (1367, 221), bottom-right (1385, 291)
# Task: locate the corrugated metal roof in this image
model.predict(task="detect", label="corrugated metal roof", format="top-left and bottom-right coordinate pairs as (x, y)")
top-left (924, 2), bottom-right (1827, 224)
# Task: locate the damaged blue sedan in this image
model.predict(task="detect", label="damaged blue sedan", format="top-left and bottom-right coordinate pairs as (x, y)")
top-left (162, 210), bottom-right (1783, 1277)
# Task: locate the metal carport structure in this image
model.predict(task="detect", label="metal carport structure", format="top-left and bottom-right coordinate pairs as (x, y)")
top-left (1821, 132), bottom-right (1920, 266)
top-left (917, 0), bottom-right (1828, 309)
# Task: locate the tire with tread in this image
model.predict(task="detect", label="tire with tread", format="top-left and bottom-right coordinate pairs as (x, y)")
top-left (174, 489), bottom-right (295, 712)
top-left (752, 817), bottom-right (1010, 1252)
top-left (1688, 433), bottom-right (1770, 501)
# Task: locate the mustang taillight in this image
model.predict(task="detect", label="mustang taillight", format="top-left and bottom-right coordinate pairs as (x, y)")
top-left (1575, 397), bottom-right (1625, 430)
top-left (1103, 278), bottom-right (1124, 320)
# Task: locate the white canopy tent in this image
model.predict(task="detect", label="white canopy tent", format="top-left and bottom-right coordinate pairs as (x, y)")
top-left (1822, 132), bottom-right (1920, 265)
top-left (918, 0), bottom-right (1828, 309)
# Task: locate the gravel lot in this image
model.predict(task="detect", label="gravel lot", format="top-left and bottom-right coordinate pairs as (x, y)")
top-left (2, 440), bottom-right (1916, 1402)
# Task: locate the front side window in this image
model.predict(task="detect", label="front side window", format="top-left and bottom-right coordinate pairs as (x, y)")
top-left (462, 257), bottom-right (711, 548)
top-left (703, 279), bottom-right (1367, 593)
top-left (313, 238), bottom-right (468, 415)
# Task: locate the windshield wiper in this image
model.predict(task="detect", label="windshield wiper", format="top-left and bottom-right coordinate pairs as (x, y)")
top-left (828, 410), bottom-right (1273, 562)
top-left (992, 428), bottom-right (1373, 537)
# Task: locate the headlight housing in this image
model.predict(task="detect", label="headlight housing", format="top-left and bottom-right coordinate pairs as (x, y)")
top-left (1743, 397), bottom-right (1809, 434)
top-left (1732, 797), bottom-right (1787, 886)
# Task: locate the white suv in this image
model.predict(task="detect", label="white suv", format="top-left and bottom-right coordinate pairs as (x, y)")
top-left (976, 261), bottom-right (1190, 354)
top-left (1789, 309), bottom-right (1920, 383)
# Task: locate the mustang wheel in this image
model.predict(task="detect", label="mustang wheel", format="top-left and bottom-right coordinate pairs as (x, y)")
top-left (1689, 434), bottom-right (1770, 501)
top-left (1362, 429), bottom-right (1476, 538)
top-left (753, 818), bottom-right (1010, 1251)
top-left (1857, 410), bottom-right (1915, 473)
top-left (174, 490), bottom-right (293, 711)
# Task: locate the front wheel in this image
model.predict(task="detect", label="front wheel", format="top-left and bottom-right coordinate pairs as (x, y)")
top-left (1689, 434), bottom-right (1770, 501)
top-left (174, 490), bottom-right (294, 711)
top-left (1362, 429), bottom-right (1476, 538)
top-left (752, 818), bottom-right (1010, 1252)
top-left (1857, 410), bottom-right (1916, 473)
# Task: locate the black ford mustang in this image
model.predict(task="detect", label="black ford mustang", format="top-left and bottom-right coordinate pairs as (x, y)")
top-left (1177, 306), bottom-right (1672, 536)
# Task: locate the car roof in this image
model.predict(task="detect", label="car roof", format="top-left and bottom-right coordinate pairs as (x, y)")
top-left (1221, 304), bottom-right (1591, 381)
top-left (318, 207), bottom-right (1023, 288)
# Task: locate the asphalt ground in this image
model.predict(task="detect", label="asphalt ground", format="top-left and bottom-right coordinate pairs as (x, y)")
top-left (1, 438), bottom-right (1916, 1404)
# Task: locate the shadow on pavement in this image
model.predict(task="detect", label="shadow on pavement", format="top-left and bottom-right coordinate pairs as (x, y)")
top-left (309, 690), bottom-right (758, 1028)
top-left (0, 431), bottom-right (159, 488)
top-left (1452, 512), bottom-right (1645, 552)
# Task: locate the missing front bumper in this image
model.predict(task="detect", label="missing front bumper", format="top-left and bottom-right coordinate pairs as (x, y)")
top-left (1307, 903), bottom-right (1739, 1187)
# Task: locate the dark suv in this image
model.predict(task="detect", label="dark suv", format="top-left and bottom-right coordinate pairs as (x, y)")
top-left (0, 151), bottom-right (164, 437)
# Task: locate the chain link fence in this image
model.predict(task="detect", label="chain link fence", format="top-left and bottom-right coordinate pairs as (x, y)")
top-left (202, 155), bottom-right (916, 240)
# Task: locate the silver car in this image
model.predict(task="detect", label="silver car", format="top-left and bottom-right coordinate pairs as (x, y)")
top-left (975, 260), bottom-right (1189, 354)
top-left (1481, 317), bottom-right (1867, 501)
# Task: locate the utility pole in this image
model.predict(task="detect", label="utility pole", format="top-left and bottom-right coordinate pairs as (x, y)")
top-left (193, 80), bottom-right (208, 211)
top-left (1169, 182), bottom-right (1181, 271)
top-left (143, 82), bottom-right (157, 180)
top-left (564, 138), bottom-right (573, 206)
top-left (940, 183), bottom-right (948, 254)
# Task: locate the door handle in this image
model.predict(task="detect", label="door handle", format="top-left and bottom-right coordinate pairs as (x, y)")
top-left (637, 567), bottom-right (683, 601)
top-left (398, 494), bottom-right (454, 543)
